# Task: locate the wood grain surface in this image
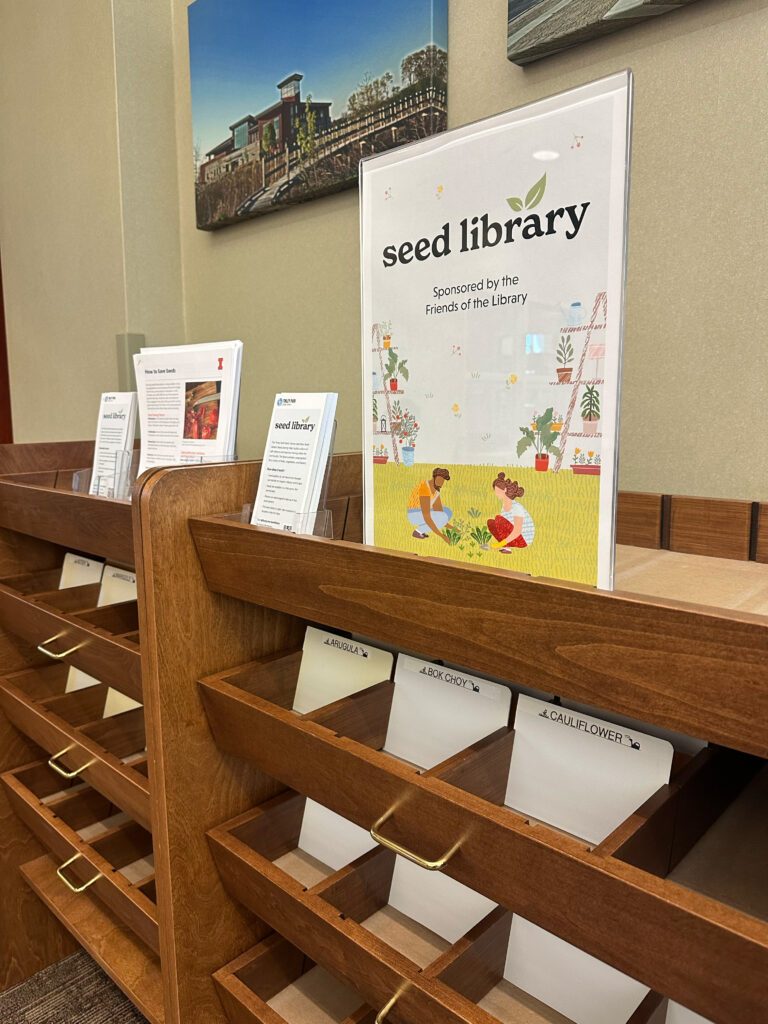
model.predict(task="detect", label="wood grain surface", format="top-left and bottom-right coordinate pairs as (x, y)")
top-left (668, 496), bottom-right (753, 560)
top-left (190, 515), bottom-right (768, 757)
top-left (615, 492), bottom-right (663, 549)
top-left (0, 667), bottom-right (150, 829)
top-left (2, 763), bottom-right (158, 953)
top-left (0, 478), bottom-right (134, 566)
top-left (20, 853), bottom-right (163, 1023)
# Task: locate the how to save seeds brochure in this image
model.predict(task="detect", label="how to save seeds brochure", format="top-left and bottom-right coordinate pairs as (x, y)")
top-left (251, 393), bottom-right (337, 534)
top-left (133, 341), bottom-right (243, 475)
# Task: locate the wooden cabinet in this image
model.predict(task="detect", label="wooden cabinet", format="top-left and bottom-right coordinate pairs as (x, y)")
top-left (1, 446), bottom-right (766, 1024)
top-left (0, 440), bottom-right (163, 1019)
top-left (185, 457), bottom-right (766, 1024)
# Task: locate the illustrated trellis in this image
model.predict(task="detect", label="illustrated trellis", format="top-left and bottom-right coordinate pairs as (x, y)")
top-left (371, 322), bottom-right (406, 465)
top-left (551, 291), bottom-right (607, 472)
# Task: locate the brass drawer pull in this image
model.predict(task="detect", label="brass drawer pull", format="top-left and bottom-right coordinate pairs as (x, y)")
top-left (37, 632), bottom-right (86, 659)
top-left (48, 744), bottom-right (96, 780)
top-left (56, 852), bottom-right (102, 894)
top-left (376, 988), bottom-right (406, 1024)
top-left (370, 808), bottom-right (461, 870)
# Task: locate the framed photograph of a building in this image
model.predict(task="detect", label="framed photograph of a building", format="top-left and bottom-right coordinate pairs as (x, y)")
top-left (508, 1), bottom-right (704, 65)
top-left (188, 0), bottom-right (448, 230)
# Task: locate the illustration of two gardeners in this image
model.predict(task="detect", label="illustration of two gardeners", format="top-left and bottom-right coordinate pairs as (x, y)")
top-left (406, 468), bottom-right (535, 550)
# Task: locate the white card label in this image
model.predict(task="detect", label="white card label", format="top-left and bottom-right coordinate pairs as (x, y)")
top-left (99, 565), bottom-right (137, 606)
top-left (61, 555), bottom-right (104, 694)
top-left (292, 627), bottom-right (394, 714)
top-left (388, 857), bottom-right (495, 944)
top-left (505, 918), bottom-right (649, 1024)
top-left (384, 654), bottom-right (511, 770)
top-left (59, 553), bottom-right (103, 590)
top-left (666, 1003), bottom-right (713, 1024)
top-left (99, 566), bottom-right (141, 717)
top-left (298, 800), bottom-right (376, 870)
top-left (506, 695), bottom-right (673, 844)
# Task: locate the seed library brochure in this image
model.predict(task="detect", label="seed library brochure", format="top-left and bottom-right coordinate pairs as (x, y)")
top-left (361, 73), bottom-right (632, 588)
top-left (89, 392), bottom-right (137, 497)
top-left (251, 392), bottom-right (337, 534)
top-left (133, 341), bottom-right (243, 475)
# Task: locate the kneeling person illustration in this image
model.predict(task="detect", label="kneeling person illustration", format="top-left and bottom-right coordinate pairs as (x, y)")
top-left (407, 467), bottom-right (453, 543)
top-left (488, 473), bottom-right (535, 551)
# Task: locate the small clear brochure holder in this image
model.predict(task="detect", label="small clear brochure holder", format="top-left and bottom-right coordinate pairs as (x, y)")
top-left (241, 421), bottom-right (337, 539)
top-left (71, 449), bottom-right (140, 502)
top-left (71, 450), bottom-right (241, 502)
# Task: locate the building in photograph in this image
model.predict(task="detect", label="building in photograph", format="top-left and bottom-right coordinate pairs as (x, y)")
top-left (199, 74), bottom-right (332, 184)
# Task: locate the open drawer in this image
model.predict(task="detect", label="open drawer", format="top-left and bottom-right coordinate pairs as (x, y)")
top-left (0, 566), bottom-right (141, 702)
top-left (200, 650), bottom-right (768, 1023)
top-left (0, 663), bottom-right (150, 828)
top-left (2, 758), bottom-right (157, 953)
top-left (214, 934), bottom-right (374, 1024)
top-left (208, 798), bottom-right (665, 1024)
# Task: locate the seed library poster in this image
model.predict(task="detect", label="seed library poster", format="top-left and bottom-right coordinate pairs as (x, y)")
top-left (361, 73), bottom-right (632, 588)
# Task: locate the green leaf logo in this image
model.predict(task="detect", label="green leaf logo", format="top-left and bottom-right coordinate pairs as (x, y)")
top-left (525, 173), bottom-right (547, 210)
top-left (506, 196), bottom-right (523, 211)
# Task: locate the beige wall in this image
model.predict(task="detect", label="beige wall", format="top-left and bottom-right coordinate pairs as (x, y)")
top-left (0, 0), bottom-right (185, 442)
top-left (0, 0), bottom-right (126, 442)
top-left (1, 0), bottom-right (767, 498)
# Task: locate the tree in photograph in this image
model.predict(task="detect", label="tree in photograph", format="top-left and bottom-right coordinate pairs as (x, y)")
top-left (260, 121), bottom-right (276, 156)
top-left (346, 71), bottom-right (394, 116)
top-left (296, 95), bottom-right (320, 188)
top-left (401, 44), bottom-right (448, 88)
top-left (296, 95), bottom-right (317, 161)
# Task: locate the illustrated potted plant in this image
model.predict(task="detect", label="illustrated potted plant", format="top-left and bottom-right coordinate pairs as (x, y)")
top-left (517, 407), bottom-right (561, 471)
top-left (551, 409), bottom-right (564, 433)
top-left (381, 320), bottom-right (393, 348)
top-left (392, 401), bottom-right (419, 466)
top-left (556, 335), bottom-right (574, 382)
top-left (384, 348), bottom-right (409, 392)
top-left (372, 444), bottom-right (389, 465)
top-left (571, 449), bottom-right (601, 475)
top-left (580, 384), bottom-right (601, 435)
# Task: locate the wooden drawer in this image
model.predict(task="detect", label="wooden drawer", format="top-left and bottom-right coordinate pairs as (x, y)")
top-left (2, 759), bottom-right (157, 953)
top-left (0, 567), bottom-right (141, 702)
top-left (0, 663), bottom-right (150, 828)
top-left (423, 909), bottom-right (664, 1024)
top-left (209, 797), bottom-right (663, 1024)
top-left (200, 652), bottom-right (767, 1024)
top-left (214, 934), bottom-right (373, 1024)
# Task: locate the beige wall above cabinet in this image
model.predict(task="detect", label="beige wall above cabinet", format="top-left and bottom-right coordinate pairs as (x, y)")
top-left (0, 0), bottom-right (185, 444)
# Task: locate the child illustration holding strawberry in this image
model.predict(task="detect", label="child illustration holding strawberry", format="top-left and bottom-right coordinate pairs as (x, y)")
top-left (487, 473), bottom-right (535, 551)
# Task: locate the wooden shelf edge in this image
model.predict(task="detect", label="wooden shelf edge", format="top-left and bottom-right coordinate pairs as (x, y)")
top-left (189, 514), bottom-right (768, 758)
top-left (0, 479), bottom-right (134, 565)
top-left (0, 587), bottom-right (142, 704)
top-left (20, 853), bottom-right (164, 1024)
